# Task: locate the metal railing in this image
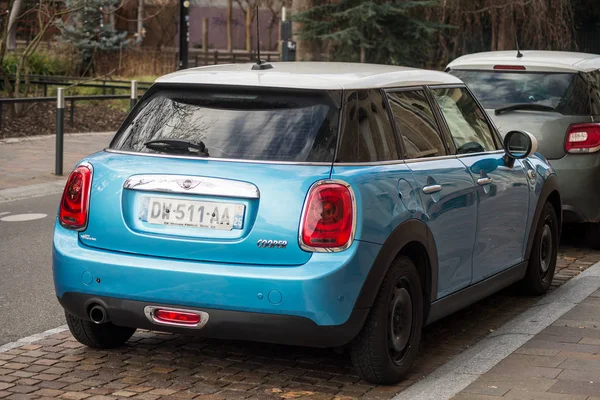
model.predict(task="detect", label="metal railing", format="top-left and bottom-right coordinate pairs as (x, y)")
top-left (191, 50), bottom-right (280, 67)
top-left (3, 74), bottom-right (153, 97)
top-left (0, 80), bottom-right (145, 175)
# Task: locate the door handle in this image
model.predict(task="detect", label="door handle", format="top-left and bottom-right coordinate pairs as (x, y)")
top-left (477, 177), bottom-right (493, 186)
top-left (422, 184), bottom-right (442, 194)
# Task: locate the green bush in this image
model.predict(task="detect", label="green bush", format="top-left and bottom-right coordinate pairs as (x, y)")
top-left (2, 51), bottom-right (71, 76)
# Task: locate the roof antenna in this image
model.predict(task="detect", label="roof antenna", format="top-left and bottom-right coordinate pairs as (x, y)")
top-left (515, 21), bottom-right (523, 58)
top-left (252, 5), bottom-right (273, 70)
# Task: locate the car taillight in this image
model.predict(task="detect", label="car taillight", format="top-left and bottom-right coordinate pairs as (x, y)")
top-left (565, 123), bottom-right (600, 154)
top-left (155, 309), bottom-right (201, 325)
top-left (300, 182), bottom-right (355, 251)
top-left (59, 164), bottom-right (92, 230)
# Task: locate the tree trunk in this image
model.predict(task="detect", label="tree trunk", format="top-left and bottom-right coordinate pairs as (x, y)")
top-left (7, 0), bottom-right (23, 50)
top-left (491, 11), bottom-right (497, 51)
top-left (291, 0), bottom-right (315, 61)
top-left (137, 0), bottom-right (145, 46)
top-left (203, 17), bottom-right (209, 65)
top-left (227, 0), bottom-right (233, 52)
top-left (496, 7), bottom-right (514, 51)
top-left (245, 8), bottom-right (252, 53)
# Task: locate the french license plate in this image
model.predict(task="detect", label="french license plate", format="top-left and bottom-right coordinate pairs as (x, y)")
top-left (145, 197), bottom-right (244, 230)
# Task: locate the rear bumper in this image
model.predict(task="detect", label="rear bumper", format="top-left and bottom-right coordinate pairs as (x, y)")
top-left (550, 154), bottom-right (600, 223)
top-left (58, 292), bottom-right (368, 347)
top-left (53, 222), bottom-right (380, 334)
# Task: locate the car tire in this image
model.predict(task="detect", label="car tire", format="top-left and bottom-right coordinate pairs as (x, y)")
top-left (350, 256), bottom-right (423, 385)
top-left (65, 311), bottom-right (136, 349)
top-left (522, 202), bottom-right (559, 295)
top-left (587, 223), bottom-right (600, 250)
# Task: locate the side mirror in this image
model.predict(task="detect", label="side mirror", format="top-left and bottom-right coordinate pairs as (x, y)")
top-left (504, 130), bottom-right (538, 160)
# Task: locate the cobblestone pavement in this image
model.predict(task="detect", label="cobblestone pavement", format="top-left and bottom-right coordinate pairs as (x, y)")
top-left (0, 133), bottom-right (112, 190)
top-left (453, 289), bottom-right (600, 400)
top-left (0, 237), bottom-right (598, 400)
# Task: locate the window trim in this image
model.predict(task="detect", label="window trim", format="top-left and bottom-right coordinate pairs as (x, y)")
top-left (426, 84), bottom-right (505, 158)
top-left (384, 86), bottom-right (453, 160)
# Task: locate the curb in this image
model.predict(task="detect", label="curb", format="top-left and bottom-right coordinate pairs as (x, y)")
top-left (0, 180), bottom-right (66, 203)
top-left (0, 325), bottom-right (69, 353)
top-left (0, 131), bottom-right (113, 145)
top-left (393, 260), bottom-right (600, 400)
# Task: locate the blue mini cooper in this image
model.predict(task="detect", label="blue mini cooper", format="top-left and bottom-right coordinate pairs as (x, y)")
top-left (53, 62), bottom-right (561, 384)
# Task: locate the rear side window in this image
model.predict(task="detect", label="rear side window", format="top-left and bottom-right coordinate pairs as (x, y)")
top-left (387, 90), bottom-right (446, 159)
top-left (431, 87), bottom-right (499, 154)
top-left (111, 88), bottom-right (341, 162)
top-left (336, 90), bottom-right (399, 162)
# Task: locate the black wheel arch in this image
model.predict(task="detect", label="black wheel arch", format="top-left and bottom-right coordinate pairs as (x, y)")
top-left (526, 174), bottom-right (561, 261)
top-left (354, 219), bottom-right (438, 323)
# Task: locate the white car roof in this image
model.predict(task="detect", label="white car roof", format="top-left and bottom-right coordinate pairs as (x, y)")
top-left (156, 62), bottom-right (462, 90)
top-left (447, 50), bottom-right (600, 73)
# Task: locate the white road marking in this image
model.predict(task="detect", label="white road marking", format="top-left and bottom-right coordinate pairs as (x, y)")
top-left (0, 325), bottom-right (68, 353)
top-left (1, 213), bottom-right (47, 222)
top-left (0, 212), bottom-right (9, 217)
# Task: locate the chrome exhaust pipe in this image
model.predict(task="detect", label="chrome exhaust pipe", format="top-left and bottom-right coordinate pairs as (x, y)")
top-left (89, 305), bottom-right (108, 324)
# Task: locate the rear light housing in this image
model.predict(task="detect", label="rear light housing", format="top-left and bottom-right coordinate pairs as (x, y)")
top-left (493, 65), bottom-right (526, 70)
top-left (144, 306), bottom-right (209, 329)
top-left (59, 163), bottom-right (92, 230)
top-left (565, 123), bottom-right (600, 154)
top-left (300, 180), bottom-right (356, 252)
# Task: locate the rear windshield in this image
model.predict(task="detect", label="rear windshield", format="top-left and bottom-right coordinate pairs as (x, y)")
top-left (110, 87), bottom-right (341, 162)
top-left (449, 70), bottom-right (589, 115)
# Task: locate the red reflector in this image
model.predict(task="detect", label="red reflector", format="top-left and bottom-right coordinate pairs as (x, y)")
top-left (155, 310), bottom-right (201, 325)
top-left (493, 65), bottom-right (526, 70)
top-left (59, 165), bottom-right (92, 230)
top-left (565, 123), bottom-right (600, 154)
top-left (301, 182), bottom-right (354, 250)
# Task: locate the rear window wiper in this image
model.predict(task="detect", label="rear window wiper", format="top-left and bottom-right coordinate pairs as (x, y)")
top-left (144, 139), bottom-right (209, 157)
top-left (494, 104), bottom-right (557, 115)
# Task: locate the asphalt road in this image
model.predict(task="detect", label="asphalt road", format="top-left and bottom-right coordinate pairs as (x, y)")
top-left (0, 193), bottom-right (65, 345)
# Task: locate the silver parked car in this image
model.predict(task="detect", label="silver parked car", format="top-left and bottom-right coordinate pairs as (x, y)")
top-left (446, 51), bottom-right (600, 247)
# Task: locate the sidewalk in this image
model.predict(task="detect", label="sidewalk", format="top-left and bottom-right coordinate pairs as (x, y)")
top-left (0, 133), bottom-right (113, 190)
top-left (454, 289), bottom-right (600, 400)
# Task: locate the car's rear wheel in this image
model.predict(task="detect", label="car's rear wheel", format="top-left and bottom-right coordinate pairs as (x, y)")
top-left (65, 311), bottom-right (136, 349)
top-left (522, 202), bottom-right (559, 295)
top-left (351, 256), bottom-right (423, 384)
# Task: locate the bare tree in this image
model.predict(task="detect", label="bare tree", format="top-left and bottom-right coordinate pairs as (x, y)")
top-left (234, 0), bottom-right (257, 52)
top-left (259, 0), bottom-right (290, 51)
top-left (430, 0), bottom-right (575, 69)
top-left (0, 0), bottom-right (84, 104)
top-left (144, 0), bottom-right (178, 50)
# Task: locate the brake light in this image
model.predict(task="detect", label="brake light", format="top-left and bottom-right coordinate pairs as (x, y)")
top-left (155, 309), bottom-right (201, 325)
top-left (59, 164), bottom-right (92, 230)
top-left (300, 182), bottom-right (354, 251)
top-left (565, 123), bottom-right (600, 154)
top-left (493, 65), bottom-right (526, 70)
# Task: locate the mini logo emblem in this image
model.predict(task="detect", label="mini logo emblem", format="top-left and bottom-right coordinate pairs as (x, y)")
top-left (257, 240), bottom-right (287, 249)
top-left (181, 179), bottom-right (193, 189)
